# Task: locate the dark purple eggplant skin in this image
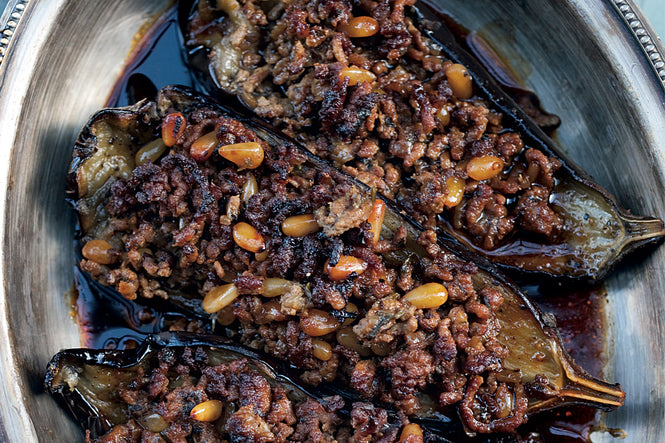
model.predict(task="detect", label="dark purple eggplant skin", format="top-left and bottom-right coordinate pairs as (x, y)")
top-left (45, 333), bottom-right (304, 439)
top-left (45, 332), bottom-right (461, 442)
top-left (177, 0), bottom-right (664, 281)
top-left (411, 3), bottom-right (665, 279)
top-left (67, 86), bottom-right (625, 422)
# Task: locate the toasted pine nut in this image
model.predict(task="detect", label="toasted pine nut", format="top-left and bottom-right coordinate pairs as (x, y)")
top-left (282, 214), bottom-right (321, 237)
top-left (219, 142), bottom-right (264, 169)
top-left (233, 222), bottom-right (265, 252)
top-left (436, 106), bottom-right (450, 127)
top-left (242, 175), bottom-right (258, 203)
top-left (443, 176), bottom-right (465, 207)
top-left (312, 339), bottom-right (333, 361)
top-left (340, 66), bottom-right (376, 86)
top-left (135, 139), bottom-right (167, 166)
top-left (202, 283), bottom-right (239, 313)
top-left (82, 239), bottom-right (116, 265)
top-left (494, 383), bottom-right (514, 418)
top-left (300, 309), bottom-right (340, 336)
top-left (343, 302), bottom-right (359, 326)
top-left (399, 423), bottom-right (424, 442)
top-left (466, 155), bottom-right (504, 181)
top-left (446, 63), bottom-right (473, 99)
top-left (216, 305), bottom-right (236, 326)
top-left (325, 256), bottom-right (367, 281)
top-left (190, 131), bottom-right (218, 162)
top-left (255, 250), bottom-right (269, 261)
top-left (263, 278), bottom-right (291, 297)
top-left (403, 283), bottom-right (448, 309)
top-left (336, 327), bottom-right (371, 356)
top-left (371, 341), bottom-right (391, 356)
top-left (161, 112), bottom-right (187, 147)
top-left (190, 399), bottom-right (223, 422)
top-left (259, 300), bottom-right (288, 324)
top-left (339, 16), bottom-right (379, 38)
top-left (367, 199), bottom-right (386, 243)
top-left (140, 413), bottom-right (169, 433)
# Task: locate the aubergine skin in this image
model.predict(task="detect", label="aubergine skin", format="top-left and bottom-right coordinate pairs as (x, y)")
top-left (67, 85), bottom-right (624, 436)
top-left (179, 0), bottom-right (664, 281)
top-left (46, 332), bottom-right (455, 442)
top-left (411, 4), bottom-right (665, 280)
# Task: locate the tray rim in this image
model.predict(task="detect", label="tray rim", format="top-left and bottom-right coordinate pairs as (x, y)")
top-left (0, 0), bottom-right (663, 441)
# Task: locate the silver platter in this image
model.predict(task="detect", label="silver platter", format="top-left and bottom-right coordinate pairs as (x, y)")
top-left (0, 0), bottom-right (663, 441)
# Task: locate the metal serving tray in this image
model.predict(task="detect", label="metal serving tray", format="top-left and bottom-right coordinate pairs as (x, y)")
top-left (0, 0), bottom-right (663, 441)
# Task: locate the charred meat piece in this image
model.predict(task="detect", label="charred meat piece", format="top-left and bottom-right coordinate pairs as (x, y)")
top-left (181, 0), bottom-right (664, 280)
top-left (45, 333), bottom-right (427, 442)
top-left (68, 86), bottom-right (624, 435)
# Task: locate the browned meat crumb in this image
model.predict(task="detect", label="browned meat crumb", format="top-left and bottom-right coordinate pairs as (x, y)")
top-left (86, 346), bottom-right (403, 443)
top-left (187, 0), bottom-right (565, 251)
top-left (76, 102), bottom-right (535, 434)
top-left (315, 185), bottom-right (373, 237)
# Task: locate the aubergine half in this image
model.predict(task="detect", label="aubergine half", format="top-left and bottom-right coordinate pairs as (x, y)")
top-left (180, 0), bottom-right (664, 280)
top-left (67, 85), bottom-right (624, 436)
top-left (46, 332), bottom-right (435, 442)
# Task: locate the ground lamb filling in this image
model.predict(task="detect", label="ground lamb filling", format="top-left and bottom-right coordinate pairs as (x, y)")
top-left (86, 346), bottom-right (403, 443)
top-left (187, 0), bottom-right (564, 250)
top-left (78, 104), bottom-right (530, 434)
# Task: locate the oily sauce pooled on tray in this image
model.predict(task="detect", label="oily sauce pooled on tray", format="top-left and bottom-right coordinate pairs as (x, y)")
top-left (73, 5), bottom-right (612, 443)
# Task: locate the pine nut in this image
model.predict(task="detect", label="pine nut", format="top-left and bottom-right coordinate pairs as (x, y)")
top-left (342, 302), bottom-right (359, 326)
top-left (403, 283), bottom-right (448, 309)
top-left (202, 283), bottom-right (239, 313)
top-left (140, 413), bottom-right (169, 433)
top-left (339, 16), bottom-right (379, 38)
top-left (339, 66), bottom-right (376, 86)
top-left (135, 138), bottom-right (167, 166)
top-left (367, 199), bottom-right (386, 243)
top-left (281, 214), bottom-right (320, 237)
top-left (446, 63), bottom-right (473, 99)
top-left (233, 222), bottom-right (265, 252)
top-left (325, 256), bottom-right (367, 281)
top-left (255, 250), bottom-right (269, 261)
top-left (262, 278), bottom-right (291, 297)
top-left (300, 309), bottom-right (340, 337)
top-left (161, 112), bottom-right (187, 147)
top-left (436, 106), bottom-right (451, 127)
top-left (82, 239), bottom-right (116, 265)
top-left (336, 327), bottom-right (371, 356)
top-left (242, 175), bottom-right (258, 202)
top-left (219, 142), bottom-right (264, 170)
top-left (190, 399), bottom-right (223, 422)
top-left (443, 176), bottom-right (465, 207)
top-left (399, 423), bottom-right (424, 442)
top-left (190, 131), bottom-right (218, 162)
top-left (312, 339), bottom-right (333, 361)
top-left (466, 155), bottom-right (504, 181)
top-left (259, 300), bottom-right (288, 324)
top-left (216, 305), bottom-right (236, 326)
top-left (370, 341), bottom-right (391, 356)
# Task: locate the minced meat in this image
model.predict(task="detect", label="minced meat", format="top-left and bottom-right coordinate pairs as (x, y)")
top-left (187, 0), bottom-right (564, 250)
top-left (76, 99), bottom-right (532, 433)
top-left (85, 345), bottom-right (405, 443)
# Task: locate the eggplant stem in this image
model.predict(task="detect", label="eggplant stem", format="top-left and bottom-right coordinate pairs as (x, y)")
top-left (556, 390), bottom-right (623, 407)
top-left (621, 213), bottom-right (665, 244)
top-left (529, 344), bottom-right (625, 413)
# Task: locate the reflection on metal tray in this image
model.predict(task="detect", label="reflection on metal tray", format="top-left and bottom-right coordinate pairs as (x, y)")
top-left (0, 0), bottom-right (664, 442)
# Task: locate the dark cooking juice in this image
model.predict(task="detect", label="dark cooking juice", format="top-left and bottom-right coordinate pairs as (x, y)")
top-left (73, 4), bottom-right (615, 442)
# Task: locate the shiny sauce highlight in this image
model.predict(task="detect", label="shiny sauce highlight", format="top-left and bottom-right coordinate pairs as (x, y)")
top-left (73, 5), bottom-right (611, 443)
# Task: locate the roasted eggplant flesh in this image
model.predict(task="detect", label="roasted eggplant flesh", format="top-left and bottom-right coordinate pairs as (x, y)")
top-left (181, 0), bottom-right (664, 279)
top-left (45, 333), bottom-right (424, 442)
top-left (67, 85), bottom-right (624, 435)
